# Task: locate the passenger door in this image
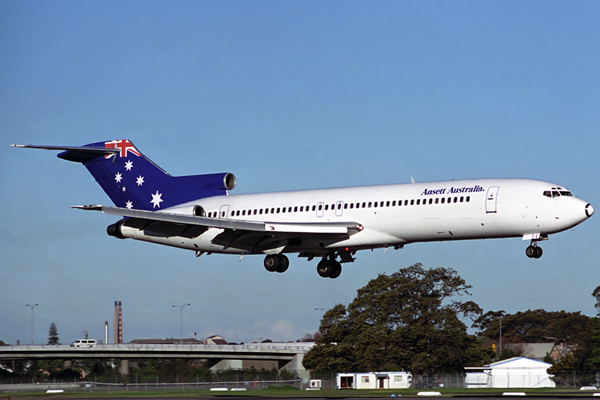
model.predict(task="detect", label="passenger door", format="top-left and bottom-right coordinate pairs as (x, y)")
top-left (486, 187), bottom-right (499, 213)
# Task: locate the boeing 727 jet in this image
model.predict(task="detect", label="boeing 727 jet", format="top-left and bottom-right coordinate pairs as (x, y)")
top-left (13, 140), bottom-right (594, 278)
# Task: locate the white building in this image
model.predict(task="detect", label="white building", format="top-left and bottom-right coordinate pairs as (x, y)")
top-left (465, 357), bottom-right (555, 388)
top-left (336, 372), bottom-right (412, 390)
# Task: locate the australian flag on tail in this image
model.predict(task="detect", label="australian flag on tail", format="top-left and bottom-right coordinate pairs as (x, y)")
top-left (17, 140), bottom-right (235, 211)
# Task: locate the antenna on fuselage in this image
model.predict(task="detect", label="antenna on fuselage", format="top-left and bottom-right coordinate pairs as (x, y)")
top-left (410, 176), bottom-right (415, 184)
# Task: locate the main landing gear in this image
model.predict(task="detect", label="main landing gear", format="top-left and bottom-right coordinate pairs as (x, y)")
top-left (263, 250), bottom-right (350, 279)
top-left (525, 242), bottom-right (543, 259)
top-left (263, 254), bottom-right (289, 273)
top-left (317, 256), bottom-right (342, 279)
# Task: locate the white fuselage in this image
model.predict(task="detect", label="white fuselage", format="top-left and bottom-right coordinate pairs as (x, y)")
top-left (119, 178), bottom-right (593, 256)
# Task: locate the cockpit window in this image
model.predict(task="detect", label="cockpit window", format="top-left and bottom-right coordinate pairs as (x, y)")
top-left (545, 188), bottom-right (574, 198)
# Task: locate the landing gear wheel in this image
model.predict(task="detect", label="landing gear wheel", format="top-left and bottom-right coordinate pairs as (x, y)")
top-left (317, 259), bottom-right (342, 279)
top-left (525, 246), bottom-right (536, 258)
top-left (264, 254), bottom-right (289, 273)
top-left (264, 255), bottom-right (281, 272)
top-left (526, 245), bottom-right (543, 259)
top-left (329, 262), bottom-right (342, 279)
top-left (277, 255), bottom-right (289, 273)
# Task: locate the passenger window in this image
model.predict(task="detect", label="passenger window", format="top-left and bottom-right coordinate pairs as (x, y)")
top-left (277, 207), bottom-right (281, 213)
top-left (254, 209), bottom-right (257, 215)
top-left (362, 202), bottom-right (366, 208)
top-left (405, 200), bottom-right (409, 206)
top-left (460, 196), bottom-right (464, 203)
top-left (282, 207), bottom-right (286, 213)
top-left (466, 196), bottom-right (470, 202)
top-left (416, 199), bottom-right (420, 205)
top-left (368, 202), bottom-right (372, 208)
top-left (435, 198), bottom-right (439, 204)
top-left (318, 204), bottom-right (323, 211)
top-left (374, 202), bottom-right (378, 208)
top-left (410, 199), bottom-right (414, 205)
top-left (324, 204), bottom-right (328, 211)
top-left (429, 198), bottom-right (433, 204)
top-left (454, 197), bottom-right (458, 203)
top-left (441, 198), bottom-right (445, 204)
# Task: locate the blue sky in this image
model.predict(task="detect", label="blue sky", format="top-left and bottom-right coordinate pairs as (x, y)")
top-left (1, 0), bottom-right (599, 345)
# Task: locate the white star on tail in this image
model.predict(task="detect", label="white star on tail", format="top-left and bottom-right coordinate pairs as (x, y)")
top-left (124, 160), bottom-right (133, 171)
top-left (150, 191), bottom-right (163, 208)
top-left (115, 172), bottom-right (123, 183)
top-left (136, 175), bottom-right (144, 186)
top-left (125, 201), bottom-right (133, 209)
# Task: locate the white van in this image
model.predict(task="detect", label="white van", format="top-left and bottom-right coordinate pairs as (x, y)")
top-left (71, 339), bottom-right (96, 347)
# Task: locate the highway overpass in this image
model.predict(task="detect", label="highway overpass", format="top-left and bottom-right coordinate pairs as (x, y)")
top-left (0, 343), bottom-right (314, 378)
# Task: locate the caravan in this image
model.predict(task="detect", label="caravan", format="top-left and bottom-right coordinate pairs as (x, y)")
top-left (337, 372), bottom-right (412, 390)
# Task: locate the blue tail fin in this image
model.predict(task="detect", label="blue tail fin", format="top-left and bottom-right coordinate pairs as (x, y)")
top-left (57, 140), bottom-right (235, 211)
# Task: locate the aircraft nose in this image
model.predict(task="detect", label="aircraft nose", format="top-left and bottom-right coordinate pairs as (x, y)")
top-left (585, 203), bottom-right (594, 218)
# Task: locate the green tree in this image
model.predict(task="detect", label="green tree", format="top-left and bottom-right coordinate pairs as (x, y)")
top-left (593, 285), bottom-right (600, 316)
top-left (303, 264), bottom-right (492, 374)
top-left (547, 287), bottom-right (600, 386)
top-left (47, 323), bottom-right (60, 345)
top-left (474, 309), bottom-right (590, 344)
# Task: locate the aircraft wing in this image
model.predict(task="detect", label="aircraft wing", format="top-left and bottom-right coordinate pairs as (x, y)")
top-left (74, 205), bottom-right (364, 253)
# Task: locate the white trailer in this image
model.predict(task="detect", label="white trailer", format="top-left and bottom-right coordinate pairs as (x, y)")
top-left (337, 372), bottom-right (412, 390)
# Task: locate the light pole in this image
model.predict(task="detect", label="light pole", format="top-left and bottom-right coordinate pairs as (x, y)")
top-left (26, 303), bottom-right (39, 345)
top-left (499, 317), bottom-right (503, 358)
top-left (172, 303), bottom-right (190, 345)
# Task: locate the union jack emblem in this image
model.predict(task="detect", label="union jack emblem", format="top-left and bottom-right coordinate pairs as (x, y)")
top-left (104, 140), bottom-right (142, 158)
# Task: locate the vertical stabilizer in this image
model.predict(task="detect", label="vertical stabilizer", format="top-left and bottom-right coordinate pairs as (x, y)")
top-left (51, 140), bottom-right (236, 210)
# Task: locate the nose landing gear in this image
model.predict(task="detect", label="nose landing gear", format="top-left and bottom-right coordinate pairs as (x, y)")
top-left (525, 243), bottom-right (543, 259)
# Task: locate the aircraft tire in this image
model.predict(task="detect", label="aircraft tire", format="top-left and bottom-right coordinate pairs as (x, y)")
top-left (329, 262), bottom-right (342, 279)
top-left (525, 246), bottom-right (536, 258)
top-left (534, 247), bottom-right (543, 258)
top-left (317, 260), bottom-right (332, 278)
top-left (317, 259), bottom-right (342, 278)
top-left (264, 255), bottom-right (281, 272)
top-left (277, 255), bottom-right (289, 273)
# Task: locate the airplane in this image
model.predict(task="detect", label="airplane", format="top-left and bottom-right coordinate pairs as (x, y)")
top-left (13, 139), bottom-right (594, 279)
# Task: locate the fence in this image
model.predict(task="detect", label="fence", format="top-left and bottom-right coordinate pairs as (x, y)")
top-left (2, 374), bottom-right (600, 393)
top-left (0, 378), bottom-right (304, 393)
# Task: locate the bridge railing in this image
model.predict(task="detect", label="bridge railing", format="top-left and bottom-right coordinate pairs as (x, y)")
top-left (1, 343), bottom-right (314, 352)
